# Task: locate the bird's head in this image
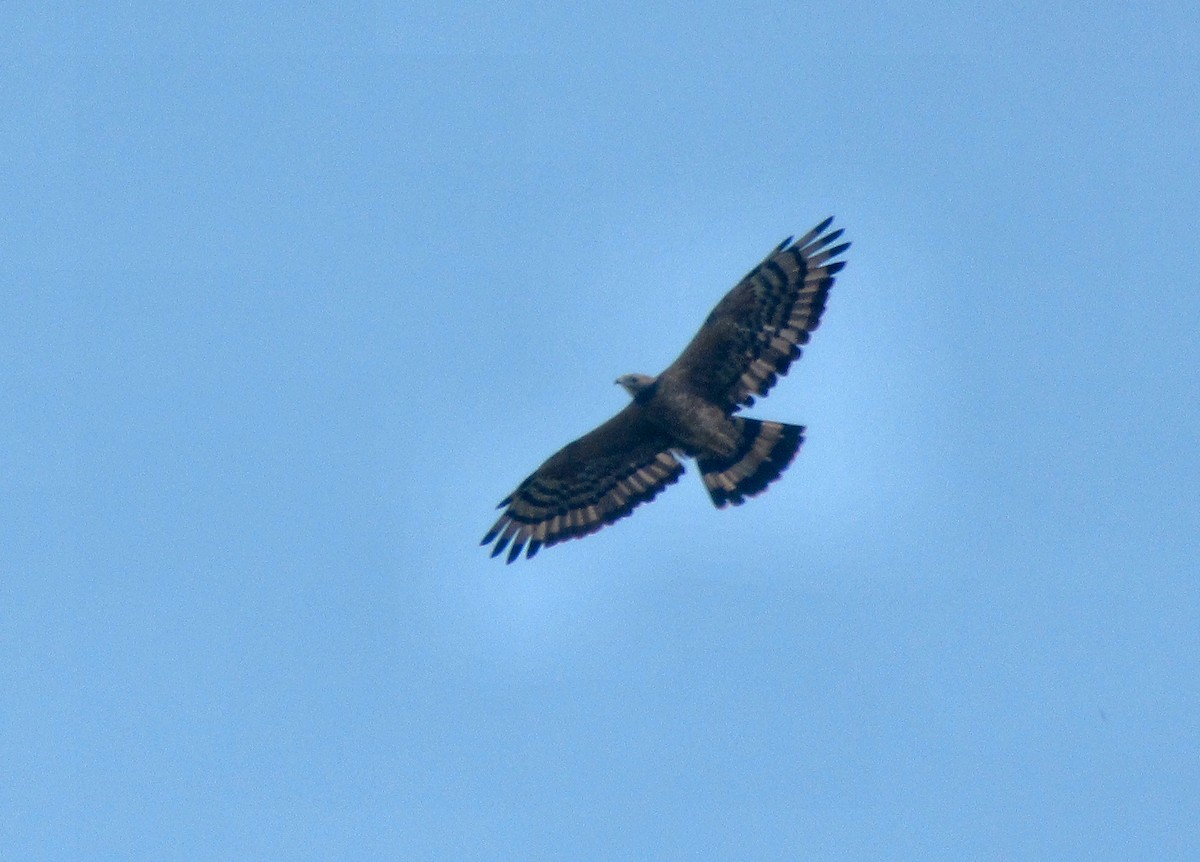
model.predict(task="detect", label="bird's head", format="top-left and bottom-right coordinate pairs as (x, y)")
top-left (615, 373), bottom-right (657, 398)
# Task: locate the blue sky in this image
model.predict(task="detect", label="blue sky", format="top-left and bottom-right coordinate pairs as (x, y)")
top-left (4, 3), bottom-right (1199, 859)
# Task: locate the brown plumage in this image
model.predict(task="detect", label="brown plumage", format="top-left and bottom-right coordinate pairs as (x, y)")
top-left (482, 217), bottom-right (850, 562)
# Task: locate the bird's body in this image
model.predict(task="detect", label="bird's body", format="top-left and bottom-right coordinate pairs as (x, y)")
top-left (624, 377), bottom-right (740, 458)
top-left (482, 217), bottom-right (850, 562)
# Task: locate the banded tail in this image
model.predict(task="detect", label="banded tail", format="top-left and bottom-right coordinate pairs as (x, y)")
top-left (697, 418), bottom-right (804, 508)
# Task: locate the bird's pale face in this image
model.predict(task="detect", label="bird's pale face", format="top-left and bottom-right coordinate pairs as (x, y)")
top-left (615, 373), bottom-right (656, 398)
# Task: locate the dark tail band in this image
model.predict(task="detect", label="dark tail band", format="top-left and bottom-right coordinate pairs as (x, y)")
top-left (697, 419), bottom-right (804, 508)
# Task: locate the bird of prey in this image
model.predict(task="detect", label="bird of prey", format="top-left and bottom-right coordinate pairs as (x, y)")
top-left (482, 217), bottom-right (850, 563)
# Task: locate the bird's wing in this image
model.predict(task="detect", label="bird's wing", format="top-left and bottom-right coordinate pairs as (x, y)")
top-left (481, 402), bottom-right (684, 563)
top-left (662, 217), bottom-right (849, 410)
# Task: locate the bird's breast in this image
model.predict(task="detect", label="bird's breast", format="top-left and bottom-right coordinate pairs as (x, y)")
top-left (647, 386), bottom-right (739, 459)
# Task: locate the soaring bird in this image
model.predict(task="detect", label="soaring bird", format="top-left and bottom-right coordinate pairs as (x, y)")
top-left (482, 217), bottom-right (849, 563)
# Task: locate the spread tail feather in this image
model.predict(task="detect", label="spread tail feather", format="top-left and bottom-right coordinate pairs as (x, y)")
top-left (697, 418), bottom-right (804, 508)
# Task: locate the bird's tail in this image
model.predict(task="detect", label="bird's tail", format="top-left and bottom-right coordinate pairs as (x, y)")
top-left (697, 418), bottom-right (805, 508)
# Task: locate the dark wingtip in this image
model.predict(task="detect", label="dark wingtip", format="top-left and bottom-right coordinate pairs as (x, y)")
top-left (801, 227), bottom-right (846, 255)
top-left (775, 235), bottom-right (794, 252)
top-left (793, 216), bottom-right (837, 253)
top-left (826, 241), bottom-right (851, 259)
top-left (819, 227), bottom-right (845, 247)
top-left (526, 539), bottom-right (542, 560)
top-left (490, 530), bottom-right (513, 558)
top-left (506, 540), bottom-right (525, 564)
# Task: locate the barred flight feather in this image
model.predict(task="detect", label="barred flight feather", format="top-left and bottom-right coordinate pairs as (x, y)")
top-left (662, 218), bottom-right (850, 412)
top-left (481, 428), bottom-right (685, 563)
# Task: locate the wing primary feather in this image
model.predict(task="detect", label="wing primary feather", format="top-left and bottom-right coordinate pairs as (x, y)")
top-left (490, 521), bottom-right (519, 557)
top-left (799, 227), bottom-right (844, 254)
top-left (793, 216), bottom-right (835, 249)
top-left (810, 241), bottom-right (851, 266)
top-left (774, 235), bottom-right (793, 252)
top-left (764, 260), bottom-right (789, 289)
top-left (481, 518), bottom-right (504, 545)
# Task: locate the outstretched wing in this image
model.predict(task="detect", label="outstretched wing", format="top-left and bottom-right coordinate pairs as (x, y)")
top-left (663, 216), bottom-right (850, 410)
top-left (481, 403), bottom-right (685, 563)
